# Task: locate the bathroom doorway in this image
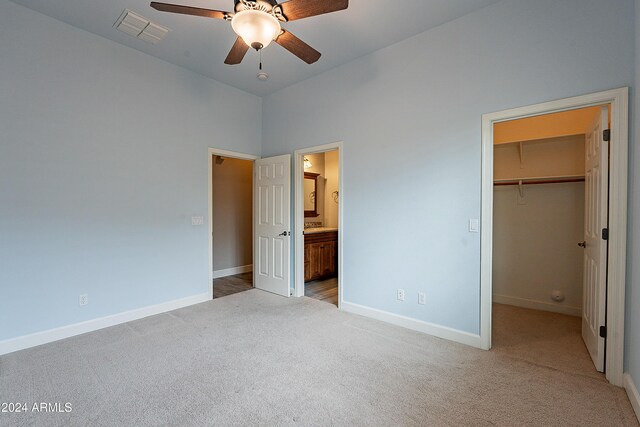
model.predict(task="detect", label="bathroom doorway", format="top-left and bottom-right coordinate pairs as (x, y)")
top-left (294, 142), bottom-right (343, 307)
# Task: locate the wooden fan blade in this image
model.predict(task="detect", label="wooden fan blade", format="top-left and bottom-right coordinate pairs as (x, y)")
top-left (275, 30), bottom-right (321, 64)
top-left (150, 2), bottom-right (228, 20)
top-left (224, 37), bottom-right (250, 65)
top-left (278, 0), bottom-right (348, 21)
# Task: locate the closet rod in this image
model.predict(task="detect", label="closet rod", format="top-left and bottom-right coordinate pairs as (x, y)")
top-left (494, 178), bottom-right (585, 186)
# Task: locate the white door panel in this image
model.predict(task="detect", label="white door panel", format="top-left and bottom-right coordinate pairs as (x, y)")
top-left (254, 154), bottom-right (291, 297)
top-left (582, 106), bottom-right (608, 372)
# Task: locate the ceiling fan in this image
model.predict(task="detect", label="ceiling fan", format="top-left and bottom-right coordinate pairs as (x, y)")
top-left (150, 0), bottom-right (349, 65)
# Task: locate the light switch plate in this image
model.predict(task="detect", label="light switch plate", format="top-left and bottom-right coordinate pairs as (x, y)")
top-left (191, 216), bottom-right (204, 226)
top-left (469, 219), bottom-right (479, 233)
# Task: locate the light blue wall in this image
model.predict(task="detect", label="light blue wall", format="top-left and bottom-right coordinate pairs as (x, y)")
top-left (0, 0), bottom-right (262, 341)
top-left (262, 0), bottom-right (635, 334)
top-left (626, 0), bottom-right (640, 390)
top-left (2, 0), bottom-right (639, 368)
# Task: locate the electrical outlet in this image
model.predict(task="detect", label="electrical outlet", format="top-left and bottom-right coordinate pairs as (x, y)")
top-left (79, 294), bottom-right (89, 306)
top-left (397, 289), bottom-right (405, 301)
top-left (418, 292), bottom-right (426, 305)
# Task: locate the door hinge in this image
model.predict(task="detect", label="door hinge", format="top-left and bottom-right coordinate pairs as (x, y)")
top-left (602, 228), bottom-right (609, 241)
top-left (599, 326), bottom-right (607, 338)
top-left (603, 129), bottom-right (611, 142)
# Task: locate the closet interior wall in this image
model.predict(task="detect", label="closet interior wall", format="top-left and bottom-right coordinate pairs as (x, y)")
top-left (492, 135), bottom-right (586, 316)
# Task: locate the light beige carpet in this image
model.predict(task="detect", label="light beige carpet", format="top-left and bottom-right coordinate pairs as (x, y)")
top-left (492, 303), bottom-right (606, 381)
top-left (1, 291), bottom-right (637, 426)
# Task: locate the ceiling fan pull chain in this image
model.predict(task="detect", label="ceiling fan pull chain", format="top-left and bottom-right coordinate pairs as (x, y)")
top-left (259, 49), bottom-right (263, 70)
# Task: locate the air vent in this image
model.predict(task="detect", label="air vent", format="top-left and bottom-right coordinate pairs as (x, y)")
top-left (138, 22), bottom-right (169, 44)
top-left (114, 9), bottom-right (170, 44)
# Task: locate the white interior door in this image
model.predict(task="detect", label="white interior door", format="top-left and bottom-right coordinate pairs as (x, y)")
top-left (582, 106), bottom-right (609, 372)
top-left (254, 154), bottom-right (291, 297)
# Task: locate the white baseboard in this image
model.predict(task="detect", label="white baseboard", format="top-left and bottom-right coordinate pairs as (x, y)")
top-left (340, 301), bottom-right (482, 348)
top-left (625, 373), bottom-right (640, 423)
top-left (0, 293), bottom-right (210, 356)
top-left (213, 264), bottom-right (253, 279)
top-left (493, 294), bottom-right (581, 317)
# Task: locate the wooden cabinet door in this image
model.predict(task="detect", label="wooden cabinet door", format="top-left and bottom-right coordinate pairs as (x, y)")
top-left (320, 241), bottom-right (336, 277)
top-left (304, 243), bottom-right (312, 282)
top-left (304, 231), bottom-right (338, 282)
top-left (309, 243), bottom-right (323, 281)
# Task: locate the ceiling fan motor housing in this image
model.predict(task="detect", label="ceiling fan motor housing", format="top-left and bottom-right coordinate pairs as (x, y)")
top-left (234, 0), bottom-right (279, 14)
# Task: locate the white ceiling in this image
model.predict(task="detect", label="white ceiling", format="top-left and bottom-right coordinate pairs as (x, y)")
top-left (10, 0), bottom-right (502, 96)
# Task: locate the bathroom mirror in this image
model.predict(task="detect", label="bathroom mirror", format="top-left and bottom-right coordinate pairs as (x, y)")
top-left (304, 172), bottom-right (319, 218)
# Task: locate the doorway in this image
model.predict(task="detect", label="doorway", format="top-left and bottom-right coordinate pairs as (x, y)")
top-left (491, 105), bottom-right (607, 377)
top-left (480, 88), bottom-right (629, 387)
top-left (294, 142), bottom-right (343, 307)
top-left (208, 148), bottom-right (259, 300)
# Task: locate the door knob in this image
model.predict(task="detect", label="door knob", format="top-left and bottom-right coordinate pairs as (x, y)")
top-left (278, 231), bottom-right (290, 237)
top-left (578, 241), bottom-right (586, 248)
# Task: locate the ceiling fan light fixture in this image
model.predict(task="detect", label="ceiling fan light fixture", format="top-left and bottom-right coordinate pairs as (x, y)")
top-left (231, 9), bottom-right (281, 51)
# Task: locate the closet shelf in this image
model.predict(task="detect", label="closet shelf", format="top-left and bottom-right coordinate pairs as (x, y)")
top-left (494, 174), bottom-right (585, 186)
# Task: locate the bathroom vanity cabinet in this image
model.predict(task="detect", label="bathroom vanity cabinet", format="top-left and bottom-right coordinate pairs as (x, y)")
top-left (304, 230), bottom-right (338, 282)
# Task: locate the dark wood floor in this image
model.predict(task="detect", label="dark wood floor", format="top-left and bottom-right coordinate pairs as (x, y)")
top-left (215, 272), bottom-right (337, 306)
top-left (213, 272), bottom-right (253, 299)
top-left (305, 277), bottom-right (338, 306)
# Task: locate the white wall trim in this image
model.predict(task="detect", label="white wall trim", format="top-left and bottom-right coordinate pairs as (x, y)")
top-left (493, 294), bottom-right (581, 317)
top-left (208, 148), bottom-right (260, 161)
top-left (293, 142), bottom-right (344, 308)
top-left (208, 148), bottom-right (260, 300)
top-left (341, 301), bottom-right (482, 348)
top-left (0, 293), bottom-right (210, 356)
top-left (480, 87), bottom-right (628, 387)
top-left (625, 373), bottom-right (640, 423)
top-left (213, 264), bottom-right (253, 279)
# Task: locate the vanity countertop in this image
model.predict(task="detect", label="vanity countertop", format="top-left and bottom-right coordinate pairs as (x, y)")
top-left (304, 227), bottom-right (338, 235)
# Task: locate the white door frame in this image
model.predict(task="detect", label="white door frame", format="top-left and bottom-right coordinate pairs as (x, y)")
top-left (208, 148), bottom-right (260, 300)
top-left (480, 87), bottom-right (629, 387)
top-left (293, 142), bottom-right (344, 307)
